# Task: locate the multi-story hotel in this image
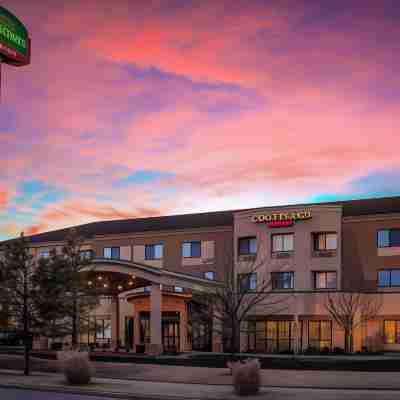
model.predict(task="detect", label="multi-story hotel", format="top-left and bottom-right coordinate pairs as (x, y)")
top-left (2, 196), bottom-right (400, 354)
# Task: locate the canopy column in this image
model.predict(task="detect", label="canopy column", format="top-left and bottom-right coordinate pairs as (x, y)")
top-left (148, 282), bottom-right (163, 355)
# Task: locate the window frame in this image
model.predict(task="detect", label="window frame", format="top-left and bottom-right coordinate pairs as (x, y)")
top-left (103, 246), bottom-right (120, 260)
top-left (377, 229), bottom-right (400, 248)
top-left (38, 249), bottom-right (50, 259)
top-left (79, 250), bottom-right (93, 260)
top-left (271, 271), bottom-right (294, 290)
top-left (313, 232), bottom-right (338, 251)
top-left (237, 272), bottom-right (257, 292)
top-left (182, 241), bottom-right (202, 258)
top-left (378, 268), bottom-right (400, 288)
top-left (383, 320), bottom-right (400, 344)
top-left (308, 320), bottom-right (332, 350)
top-left (271, 233), bottom-right (294, 254)
top-left (238, 237), bottom-right (257, 256)
top-left (312, 271), bottom-right (337, 290)
top-left (204, 271), bottom-right (215, 280)
top-left (145, 243), bottom-right (164, 260)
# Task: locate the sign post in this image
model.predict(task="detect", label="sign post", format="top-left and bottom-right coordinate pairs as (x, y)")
top-left (0, 6), bottom-right (31, 99)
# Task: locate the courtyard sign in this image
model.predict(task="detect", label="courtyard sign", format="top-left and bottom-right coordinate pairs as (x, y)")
top-left (0, 6), bottom-right (30, 66)
top-left (0, 6), bottom-right (30, 100)
top-left (251, 209), bottom-right (312, 228)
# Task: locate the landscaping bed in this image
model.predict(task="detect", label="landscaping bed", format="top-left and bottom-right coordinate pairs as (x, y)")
top-left (2, 348), bottom-right (400, 371)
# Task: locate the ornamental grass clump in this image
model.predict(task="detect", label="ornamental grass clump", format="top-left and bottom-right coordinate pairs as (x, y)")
top-left (58, 351), bottom-right (94, 385)
top-left (231, 358), bottom-right (260, 396)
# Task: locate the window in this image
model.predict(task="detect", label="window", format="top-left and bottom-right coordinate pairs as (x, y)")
top-left (145, 244), bottom-right (163, 260)
top-left (182, 241), bottom-right (201, 258)
top-left (80, 250), bottom-right (93, 260)
top-left (238, 273), bottom-right (257, 292)
top-left (271, 272), bottom-right (294, 290)
top-left (378, 269), bottom-right (400, 287)
top-left (139, 312), bottom-right (150, 343)
top-left (272, 234), bottom-right (294, 253)
top-left (103, 247), bottom-right (120, 260)
top-left (204, 271), bottom-right (215, 280)
top-left (238, 237), bottom-right (257, 256)
top-left (38, 249), bottom-right (50, 259)
top-left (313, 271), bottom-right (337, 289)
top-left (377, 229), bottom-right (400, 248)
top-left (308, 320), bottom-right (332, 350)
top-left (313, 233), bottom-right (337, 251)
top-left (247, 320), bottom-right (293, 353)
top-left (95, 318), bottom-right (111, 340)
top-left (174, 286), bottom-right (183, 293)
top-left (384, 320), bottom-right (400, 344)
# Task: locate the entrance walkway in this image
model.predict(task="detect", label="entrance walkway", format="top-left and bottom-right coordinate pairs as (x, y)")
top-left (2, 354), bottom-right (400, 390)
top-left (1, 369), bottom-right (400, 400)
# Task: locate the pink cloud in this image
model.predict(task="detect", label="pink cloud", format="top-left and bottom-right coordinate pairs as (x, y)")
top-left (0, 190), bottom-right (8, 211)
top-left (1, 0), bottom-right (400, 240)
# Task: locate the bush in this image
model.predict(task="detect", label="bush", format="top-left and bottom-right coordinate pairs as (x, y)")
top-left (231, 358), bottom-right (260, 396)
top-left (303, 346), bottom-right (318, 355)
top-left (333, 346), bottom-right (345, 354)
top-left (321, 346), bottom-right (330, 354)
top-left (58, 351), bottom-right (94, 385)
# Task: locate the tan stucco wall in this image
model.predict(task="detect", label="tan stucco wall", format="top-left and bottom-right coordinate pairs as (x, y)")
top-left (234, 205), bottom-right (342, 291)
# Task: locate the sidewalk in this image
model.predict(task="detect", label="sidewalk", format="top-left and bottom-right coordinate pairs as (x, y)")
top-left (1, 367), bottom-right (400, 398)
top-left (0, 369), bottom-right (258, 400)
top-left (2, 354), bottom-right (400, 390)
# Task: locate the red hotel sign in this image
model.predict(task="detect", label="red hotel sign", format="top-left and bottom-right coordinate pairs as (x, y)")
top-left (251, 209), bottom-right (312, 228)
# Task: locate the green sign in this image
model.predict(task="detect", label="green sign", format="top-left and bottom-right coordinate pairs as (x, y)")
top-left (0, 6), bottom-right (30, 66)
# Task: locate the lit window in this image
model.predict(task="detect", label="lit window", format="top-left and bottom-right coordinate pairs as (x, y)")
top-left (271, 272), bottom-right (294, 289)
top-left (308, 320), bottom-right (332, 350)
top-left (383, 320), bottom-right (400, 344)
top-left (272, 234), bottom-right (294, 253)
top-left (313, 271), bottom-right (337, 289)
top-left (182, 241), bottom-right (201, 258)
top-left (238, 273), bottom-right (257, 292)
top-left (145, 244), bottom-right (163, 260)
top-left (204, 271), bottom-right (215, 280)
top-left (174, 286), bottom-right (183, 293)
top-left (378, 269), bottom-right (400, 287)
top-left (313, 233), bottom-right (337, 251)
top-left (238, 237), bottom-right (257, 255)
top-left (377, 229), bottom-right (400, 248)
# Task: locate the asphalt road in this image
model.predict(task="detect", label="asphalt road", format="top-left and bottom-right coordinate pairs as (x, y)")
top-left (3, 387), bottom-right (400, 400)
top-left (0, 388), bottom-right (119, 399)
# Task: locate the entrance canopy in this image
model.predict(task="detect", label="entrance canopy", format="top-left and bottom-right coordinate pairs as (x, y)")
top-left (80, 258), bottom-right (223, 355)
top-left (82, 258), bottom-right (224, 294)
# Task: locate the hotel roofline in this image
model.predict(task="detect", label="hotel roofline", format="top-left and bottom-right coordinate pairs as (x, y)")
top-left (2, 195), bottom-right (400, 245)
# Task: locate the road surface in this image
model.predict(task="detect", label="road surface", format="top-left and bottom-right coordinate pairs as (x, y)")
top-left (2, 387), bottom-right (400, 400)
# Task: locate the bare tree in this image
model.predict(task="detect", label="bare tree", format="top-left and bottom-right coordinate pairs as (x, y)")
top-left (324, 291), bottom-right (382, 353)
top-left (192, 240), bottom-right (292, 356)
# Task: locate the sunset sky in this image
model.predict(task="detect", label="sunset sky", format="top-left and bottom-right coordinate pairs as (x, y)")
top-left (0, 0), bottom-right (399, 240)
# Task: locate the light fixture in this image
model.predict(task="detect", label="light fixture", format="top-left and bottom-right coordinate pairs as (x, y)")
top-left (128, 281), bottom-right (133, 286)
top-left (88, 281), bottom-right (93, 286)
top-left (97, 276), bottom-right (103, 281)
top-left (103, 283), bottom-right (108, 288)
top-left (118, 285), bottom-right (123, 290)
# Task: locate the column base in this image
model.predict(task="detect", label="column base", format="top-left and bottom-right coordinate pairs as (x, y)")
top-left (212, 342), bottom-right (222, 353)
top-left (146, 343), bottom-right (163, 356)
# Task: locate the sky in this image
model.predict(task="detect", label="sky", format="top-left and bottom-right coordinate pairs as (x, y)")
top-left (0, 0), bottom-right (399, 240)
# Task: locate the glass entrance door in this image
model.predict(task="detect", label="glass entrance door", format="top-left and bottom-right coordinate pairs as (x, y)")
top-left (162, 312), bottom-right (180, 352)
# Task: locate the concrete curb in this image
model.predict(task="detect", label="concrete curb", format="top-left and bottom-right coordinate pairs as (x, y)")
top-left (0, 382), bottom-right (212, 400)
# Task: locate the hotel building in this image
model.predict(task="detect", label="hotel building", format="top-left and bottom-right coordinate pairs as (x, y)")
top-left (2, 196), bottom-right (400, 354)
